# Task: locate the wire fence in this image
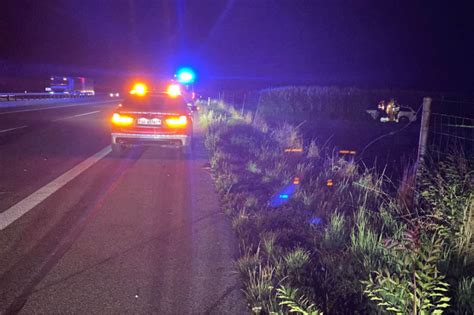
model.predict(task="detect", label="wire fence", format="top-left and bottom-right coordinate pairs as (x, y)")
top-left (428, 99), bottom-right (474, 158)
top-left (217, 91), bottom-right (474, 161)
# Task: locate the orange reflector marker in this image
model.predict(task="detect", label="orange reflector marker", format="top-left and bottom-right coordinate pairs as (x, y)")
top-left (130, 83), bottom-right (147, 96)
top-left (339, 150), bottom-right (357, 155)
top-left (327, 179), bottom-right (334, 187)
top-left (165, 115), bottom-right (187, 127)
top-left (284, 148), bottom-right (303, 153)
top-left (166, 84), bottom-right (181, 97)
top-left (293, 177), bottom-right (300, 185)
top-left (111, 113), bottom-right (134, 126)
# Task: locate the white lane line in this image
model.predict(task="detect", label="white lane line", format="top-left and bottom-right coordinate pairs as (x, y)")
top-left (53, 110), bottom-right (101, 122)
top-left (72, 110), bottom-right (101, 118)
top-left (0, 100), bottom-right (118, 115)
top-left (0, 145), bottom-right (112, 230)
top-left (0, 125), bottom-right (29, 133)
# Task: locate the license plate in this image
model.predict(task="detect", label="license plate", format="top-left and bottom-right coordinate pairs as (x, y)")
top-left (137, 117), bottom-right (161, 125)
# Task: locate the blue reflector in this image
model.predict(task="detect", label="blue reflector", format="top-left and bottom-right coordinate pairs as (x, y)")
top-left (309, 216), bottom-right (322, 225)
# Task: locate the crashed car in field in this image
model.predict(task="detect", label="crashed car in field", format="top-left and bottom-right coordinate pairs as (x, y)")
top-left (366, 100), bottom-right (417, 123)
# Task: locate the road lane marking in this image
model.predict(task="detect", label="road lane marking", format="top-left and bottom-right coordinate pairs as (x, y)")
top-left (72, 110), bottom-right (101, 118)
top-left (0, 100), bottom-right (118, 115)
top-left (0, 145), bottom-right (112, 230)
top-left (0, 125), bottom-right (28, 133)
top-left (53, 110), bottom-right (101, 121)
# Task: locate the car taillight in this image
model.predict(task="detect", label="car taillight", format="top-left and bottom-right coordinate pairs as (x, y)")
top-left (111, 113), bottom-right (134, 126)
top-left (165, 115), bottom-right (187, 128)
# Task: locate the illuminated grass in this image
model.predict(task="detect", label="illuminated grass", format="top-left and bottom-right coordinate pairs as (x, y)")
top-left (200, 99), bottom-right (474, 314)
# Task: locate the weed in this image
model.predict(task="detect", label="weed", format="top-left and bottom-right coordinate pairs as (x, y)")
top-left (237, 247), bottom-right (262, 280)
top-left (276, 285), bottom-right (322, 315)
top-left (323, 211), bottom-right (347, 250)
top-left (363, 234), bottom-right (451, 314)
top-left (306, 139), bottom-right (320, 159)
top-left (261, 232), bottom-right (278, 262)
top-left (244, 264), bottom-right (279, 314)
top-left (246, 161), bottom-right (262, 174)
top-left (350, 208), bottom-right (387, 273)
top-left (272, 123), bottom-right (303, 150)
top-left (283, 248), bottom-right (310, 286)
top-left (456, 277), bottom-right (474, 314)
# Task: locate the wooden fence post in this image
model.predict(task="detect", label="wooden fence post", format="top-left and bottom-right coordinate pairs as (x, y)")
top-left (413, 97), bottom-right (432, 206)
top-left (417, 97), bottom-right (432, 164)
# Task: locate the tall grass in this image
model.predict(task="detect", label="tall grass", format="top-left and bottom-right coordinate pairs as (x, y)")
top-left (254, 86), bottom-right (432, 123)
top-left (199, 99), bottom-right (473, 314)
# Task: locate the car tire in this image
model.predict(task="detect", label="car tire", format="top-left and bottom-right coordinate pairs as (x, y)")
top-left (111, 143), bottom-right (124, 157)
top-left (399, 116), bottom-right (409, 124)
top-left (181, 143), bottom-right (192, 158)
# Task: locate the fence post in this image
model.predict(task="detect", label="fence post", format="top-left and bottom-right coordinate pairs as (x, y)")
top-left (417, 97), bottom-right (432, 164)
top-left (413, 97), bottom-right (432, 207)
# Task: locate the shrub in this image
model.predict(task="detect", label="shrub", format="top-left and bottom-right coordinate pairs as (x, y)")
top-left (276, 286), bottom-right (322, 315)
top-left (363, 234), bottom-right (451, 314)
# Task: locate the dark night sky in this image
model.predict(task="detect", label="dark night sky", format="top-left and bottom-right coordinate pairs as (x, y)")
top-left (1, 0), bottom-right (473, 92)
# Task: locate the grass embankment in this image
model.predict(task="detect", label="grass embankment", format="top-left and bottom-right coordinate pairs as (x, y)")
top-left (199, 99), bottom-right (474, 314)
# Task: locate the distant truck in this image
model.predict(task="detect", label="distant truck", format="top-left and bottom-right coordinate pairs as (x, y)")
top-left (46, 76), bottom-right (95, 96)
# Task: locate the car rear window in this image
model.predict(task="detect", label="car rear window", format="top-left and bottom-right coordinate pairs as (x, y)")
top-left (123, 94), bottom-right (188, 111)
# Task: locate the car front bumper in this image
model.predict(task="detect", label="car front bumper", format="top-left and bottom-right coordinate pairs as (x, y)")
top-left (111, 133), bottom-right (190, 147)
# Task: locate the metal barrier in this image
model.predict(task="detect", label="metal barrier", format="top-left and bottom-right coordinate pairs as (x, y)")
top-left (0, 93), bottom-right (94, 101)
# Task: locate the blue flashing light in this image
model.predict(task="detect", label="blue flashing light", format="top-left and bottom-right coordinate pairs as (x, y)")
top-left (176, 68), bottom-right (195, 84)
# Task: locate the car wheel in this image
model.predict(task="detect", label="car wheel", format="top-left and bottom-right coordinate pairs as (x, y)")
top-left (399, 116), bottom-right (409, 124)
top-left (111, 143), bottom-right (123, 156)
top-left (181, 144), bottom-right (192, 158)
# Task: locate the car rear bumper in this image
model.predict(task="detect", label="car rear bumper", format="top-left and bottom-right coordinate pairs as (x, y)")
top-left (111, 132), bottom-right (190, 147)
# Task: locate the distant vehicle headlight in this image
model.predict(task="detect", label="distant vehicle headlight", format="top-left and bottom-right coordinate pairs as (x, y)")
top-left (109, 93), bottom-right (114, 97)
top-left (115, 93), bottom-right (119, 97)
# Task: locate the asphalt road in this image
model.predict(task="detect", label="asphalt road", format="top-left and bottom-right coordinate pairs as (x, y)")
top-left (0, 99), bottom-right (247, 314)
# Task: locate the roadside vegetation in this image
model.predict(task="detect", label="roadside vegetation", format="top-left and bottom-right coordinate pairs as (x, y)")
top-left (199, 98), bottom-right (474, 314)
top-left (241, 86), bottom-right (433, 123)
